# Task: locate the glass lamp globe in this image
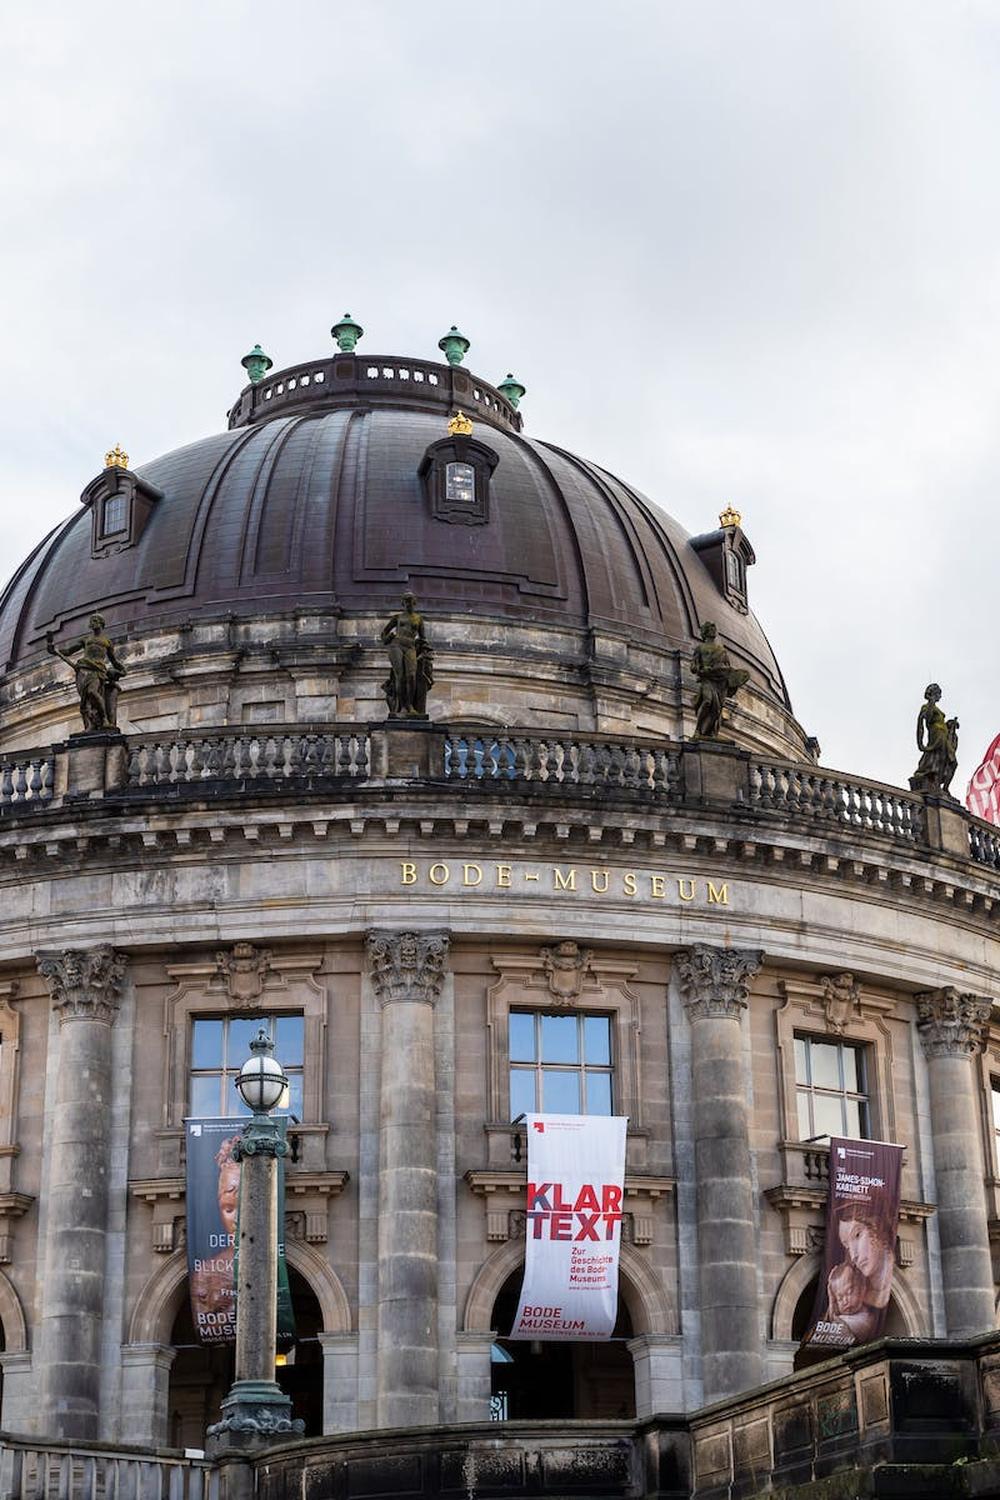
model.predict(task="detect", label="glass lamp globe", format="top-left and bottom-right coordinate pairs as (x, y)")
top-left (234, 1028), bottom-right (288, 1114)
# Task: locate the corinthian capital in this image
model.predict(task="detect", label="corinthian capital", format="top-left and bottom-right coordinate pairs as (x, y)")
top-left (366, 930), bottom-right (449, 1007)
top-left (676, 943), bottom-right (764, 1021)
top-left (915, 987), bottom-right (992, 1058)
top-left (36, 945), bottom-right (127, 1025)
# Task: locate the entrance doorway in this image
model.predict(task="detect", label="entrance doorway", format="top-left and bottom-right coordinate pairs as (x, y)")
top-left (489, 1270), bottom-right (635, 1420)
top-left (168, 1267), bottom-right (324, 1446)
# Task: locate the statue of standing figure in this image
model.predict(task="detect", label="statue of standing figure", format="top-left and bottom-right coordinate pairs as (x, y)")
top-left (909, 683), bottom-right (959, 797)
top-left (691, 621), bottom-right (750, 739)
top-left (46, 613), bottom-right (126, 732)
top-left (381, 592), bottom-right (434, 719)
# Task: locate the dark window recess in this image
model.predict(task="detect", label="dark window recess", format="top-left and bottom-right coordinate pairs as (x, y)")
top-left (80, 465), bottom-right (163, 558)
top-left (419, 434), bottom-right (499, 526)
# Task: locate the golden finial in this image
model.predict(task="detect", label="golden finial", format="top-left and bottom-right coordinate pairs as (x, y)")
top-left (719, 503), bottom-right (742, 529)
top-left (104, 444), bottom-right (129, 470)
top-left (447, 410), bottom-right (473, 437)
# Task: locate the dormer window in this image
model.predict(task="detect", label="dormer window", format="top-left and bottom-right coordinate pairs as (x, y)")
top-left (445, 462), bottom-right (476, 505)
top-left (690, 509), bottom-right (756, 614)
top-left (81, 464), bottom-right (163, 558)
top-left (419, 433), bottom-right (499, 526)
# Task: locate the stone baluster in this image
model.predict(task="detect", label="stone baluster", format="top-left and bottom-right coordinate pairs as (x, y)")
top-left (915, 986), bottom-right (996, 1336)
top-left (35, 946), bottom-right (127, 1440)
top-left (367, 930), bottom-right (449, 1428)
top-left (676, 943), bottom-right (764, 1402)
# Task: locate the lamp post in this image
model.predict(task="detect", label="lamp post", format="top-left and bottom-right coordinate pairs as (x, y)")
top-left (207, 1029), bottom-right (304, 1451)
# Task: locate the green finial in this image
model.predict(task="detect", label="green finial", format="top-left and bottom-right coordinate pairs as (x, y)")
top-left (241, 344), bottom-right (273, 385)
top-left (498, 373), bottom-right (526, 410)
top-left (331, 313), bottom-right (364, 352)
top-left (438, 325), bottom-right (470, 366)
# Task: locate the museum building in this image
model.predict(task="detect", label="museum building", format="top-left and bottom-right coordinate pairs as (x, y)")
top-left (0, 328), bottom-right (997, 1452)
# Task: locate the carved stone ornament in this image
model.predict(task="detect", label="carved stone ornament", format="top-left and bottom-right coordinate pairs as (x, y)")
top-left (214, 942), bottom-right (272, 1007)
top-left (675, 943), bottom-right (764, 1021)
top-left (540, 941), bottom-right (594, 1003)
top-left (36, 945), bottom-right (127, 1025)
top-left (915, 986), bottom-right (992, 1058)
top-left (819, 972), bottom-right (862, 1035)
top-left (366, 930), bottom-right (449, 1007)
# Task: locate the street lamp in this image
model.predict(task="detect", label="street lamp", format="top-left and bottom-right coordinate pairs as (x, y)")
top-left (207, 1029), bottom-right (304, 1451)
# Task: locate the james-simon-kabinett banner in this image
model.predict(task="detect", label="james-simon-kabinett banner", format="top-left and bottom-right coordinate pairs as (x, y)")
top-left (185, 1117), bottom-right (295, 1346)
top-left (510, 1113), bottom-right (628, 1341)
top-left (801, 1136), bottom-right (904, 1352)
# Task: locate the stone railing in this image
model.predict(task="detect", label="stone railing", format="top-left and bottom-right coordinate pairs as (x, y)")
top-left (750, 759), bottom-right (924, 842)
top-left (443, 732), bottom-right (682, 796)
top-left (0, 1436), bottom-right (218, 1500)
top-left (0, 755), bottom-right (54, 807)
top-left (124, 729), bottom-right (370, 788)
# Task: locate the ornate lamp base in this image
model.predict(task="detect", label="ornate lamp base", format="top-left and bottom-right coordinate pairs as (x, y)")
top-left (206, 1379), bottom-right (304, 1455)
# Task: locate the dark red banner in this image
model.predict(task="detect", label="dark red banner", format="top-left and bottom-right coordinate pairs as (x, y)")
top-left (800, 1137), bottom-right (904, 1351)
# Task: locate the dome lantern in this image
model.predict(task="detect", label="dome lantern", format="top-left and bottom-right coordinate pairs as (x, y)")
top-left (437, 325), bottom-right (470, 366)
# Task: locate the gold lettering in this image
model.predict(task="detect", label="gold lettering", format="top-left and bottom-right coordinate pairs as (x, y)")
top-left (649, 875), bottom-right (665, 898)
top-left (677, 878), bottom-right (696, 903)
top-left (463, 863), bottom-right (483, 887)
top-left (590, 869), bottom-right (610, 893)
top-left (707, 880), bottom-right (729, 906)
top-left (496, 863), bottom-right (512, 888)
top-left (623, 872), bottom-right (637, 896)
top-left (553, 868), bottom-right (577, 891)
top-left (429, 862), bottom-right (450, 886)
top-left (400, 862), bottom-right (417, 886)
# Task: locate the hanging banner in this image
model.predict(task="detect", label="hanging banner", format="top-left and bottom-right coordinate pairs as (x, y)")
top-left (185, 1117), bottom-right (295, 1346)
top-left (967, 731), bottom-right (1000, 825)
top-left (800, 1136), bottom-right (904, 1352)
top-left (509, 1113), bottom-right (628, 1341)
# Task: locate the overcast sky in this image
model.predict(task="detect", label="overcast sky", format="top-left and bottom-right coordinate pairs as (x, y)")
top-left (2, 2), bottom-right (997, 792)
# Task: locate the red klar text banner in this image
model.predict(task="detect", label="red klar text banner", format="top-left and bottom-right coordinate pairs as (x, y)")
top-left (509, 1113), bottom-right (628, 1341)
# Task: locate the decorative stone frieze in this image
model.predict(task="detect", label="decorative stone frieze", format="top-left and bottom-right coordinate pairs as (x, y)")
top-left (675, 943), bottom-right (764, 1020)
top-left (366, 929), bottom-right (449, 1006)
top-left (915, 987), bottom-right (992, 1058)
top-left (36, 945), bottom-right (127, 1024)
top-left (213, 942), bottom-right (273, 1006)
top-left (818, 972), bottom-right (862, 1034)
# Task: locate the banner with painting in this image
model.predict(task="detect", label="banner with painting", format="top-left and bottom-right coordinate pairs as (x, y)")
top-left (800, 1136), bottom-right (903, 1351)
top-left (509, 1113), bottom-right (628, 1341)
top-left (185, 1116), bottom-right (295, 1345)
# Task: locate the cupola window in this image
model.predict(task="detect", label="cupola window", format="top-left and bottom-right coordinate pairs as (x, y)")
top-left (445, 461), bottom-right (476, 505)
top-left (101, 494), bottom-right (127, 537)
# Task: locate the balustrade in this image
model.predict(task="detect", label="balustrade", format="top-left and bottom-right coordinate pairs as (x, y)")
top-left (0, 756), bottom-right (53, 807)
top-left (750, 759), bottom-right (923, 841)
top-left (0, 1438), bottom-right (218, 1500)
top-left (443, 733), bottom-right (682, 796)
top-left (125, 730), bottom-right (369, 788)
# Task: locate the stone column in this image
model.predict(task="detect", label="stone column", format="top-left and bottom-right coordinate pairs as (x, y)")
top-left (915, 987), bottom-right (996, 1336)
top-left (367, 930), bottom-right (448, 1429)
top-left (35, 946), bottom-right (127, 1441)
top-left (676, 943), bottom-right (764, 1403)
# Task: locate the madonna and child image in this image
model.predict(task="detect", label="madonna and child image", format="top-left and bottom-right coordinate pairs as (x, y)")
top-left (807, 1200), bottom-right (896, 1348)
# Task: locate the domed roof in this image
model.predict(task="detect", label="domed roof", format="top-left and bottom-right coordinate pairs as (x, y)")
top-left (0, 351), bottom-right (789, 705)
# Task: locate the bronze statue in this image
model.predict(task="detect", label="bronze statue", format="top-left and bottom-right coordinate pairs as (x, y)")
top-left (46, 613), bottom-right (126, 732)
top-left (691, 621), bottom-right (749, 739)
top-left (381, 592), bottom-right (433, 719)
top-left (910, 683), bottom-right (959, 797)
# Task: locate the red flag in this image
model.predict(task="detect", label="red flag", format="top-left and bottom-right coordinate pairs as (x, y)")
top-left (967, 733), bottom-right (1000, 824)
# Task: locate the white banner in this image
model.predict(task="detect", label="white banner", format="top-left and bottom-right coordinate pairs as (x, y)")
top-left (509, 1113), bottom-right (628, 1341)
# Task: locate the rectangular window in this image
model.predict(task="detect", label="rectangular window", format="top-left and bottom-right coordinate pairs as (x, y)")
top-left (189, 1013), bottom-right (304, 1118)
top-left (991, 1081), bottom-right (1000, 1174)
top-left (509, 1010), bottom-right (613, 1117)
top-left (101, 494), bottom-right (127, 536)
top-left (794, 1034), bottom-right (870, 1140)
top-left (445, 461), bottom-right (476, 504)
